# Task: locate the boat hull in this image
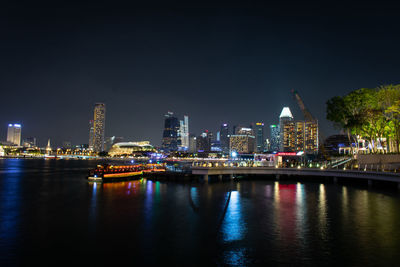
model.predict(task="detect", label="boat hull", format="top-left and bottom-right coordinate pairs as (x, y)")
top-left (88, 171), bottom-right (143, 182)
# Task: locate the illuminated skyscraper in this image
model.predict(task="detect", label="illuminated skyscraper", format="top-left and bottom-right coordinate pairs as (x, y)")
top-left (282, 121), bottom-right (296, 152)
top-left (7, 123), bottom-right (22, 146)
top-left (92, 103), bottom-right (106, 152)
top-left (196, 130), bottom-right (212, 152)
top-left (162, 112), bottom-right (180, 152)
top-left (179, 115), bottom-right (189, 151)
top-left (188, 134), bottom-right (197, 153)
top-left (220, 123), bottom-right (229, 153)
top-left (229, 135), bottom-right (255, 154)
top-left (305, 121), bottom-right (318, 153)
top-left (88, 120), bottom-right (95, 150)
top-left (279, 107), bottom-right (294, 150)
top-left (281, 120), bottom-right (318, 153)
top-left (270, 124), bottom-right (280, 151)
top-left (254, 122), bottom-right (265, 153)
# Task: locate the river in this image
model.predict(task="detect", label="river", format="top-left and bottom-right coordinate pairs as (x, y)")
top-left (0, 159), bottom-right (400, 266)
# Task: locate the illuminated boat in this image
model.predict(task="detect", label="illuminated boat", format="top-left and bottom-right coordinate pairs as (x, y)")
top-left (88, 164), bottom-right (143, 182)
top-left (87, 163), bottom-right (166, 181)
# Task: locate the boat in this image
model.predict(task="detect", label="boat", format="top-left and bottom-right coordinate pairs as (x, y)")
top-left (87, 163), bottom-right (166, 182)
top-left (88, 164), bottom-right (143, 182)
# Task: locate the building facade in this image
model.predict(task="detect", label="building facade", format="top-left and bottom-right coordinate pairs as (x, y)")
top-left (92, 103), bottom-right (106, 152)
top-left (269, 124), bottom-right (280, 151)
top-left (161, 112), bottom-right (180, 152)
top-left (7, 123), bottom-right (22, 146)
top-left (281, 120), bottom-right (318, 153)
top-left (196, 131), bottom-right (212, 152)
top-left (178, 115), bottom-right (189, 151)
top-left (220, 123), bottom-right (229, 153)
top-left (305, 121), bottom-right (318, 153)
top-left (279, 107), bottom-right (294, 151)
top-left (229, 135), bottom-right (255, 154)
top-left (88, 120), bottom-right (95, 150)
top-left (254, 122), bottom-right (265, 153)
top-left (188, 134), bottom-right (197, 153)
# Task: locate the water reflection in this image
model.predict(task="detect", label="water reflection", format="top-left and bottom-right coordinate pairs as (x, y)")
top-left (295, 183), bottom-right (307, 245)
top-left (318, 184), bottom-right (328, 240)
top-left (221, 191), bottom-right (245, 242)
top-left (274, 183), bottom-right (297, 246)
top-left (0, 159), bottom-right (22, 262)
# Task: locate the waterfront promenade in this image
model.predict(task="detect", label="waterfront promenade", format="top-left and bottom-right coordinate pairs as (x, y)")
top-left (191, 166), bottom-right (400, 187)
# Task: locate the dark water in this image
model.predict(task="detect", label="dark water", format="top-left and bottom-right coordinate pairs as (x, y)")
top-left (1, 159), bottom-right (400, 266)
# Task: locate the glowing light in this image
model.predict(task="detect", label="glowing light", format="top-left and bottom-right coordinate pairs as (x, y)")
top-left (231, 151), bottom-right (237, 158)
top-left (279, 107), bottom-right (293, 119)
top-left (13, 124), bottom-right (21, 127)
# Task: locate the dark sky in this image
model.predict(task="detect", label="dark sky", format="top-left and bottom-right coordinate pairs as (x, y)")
top-left (1, 1), bottom-right (400, 147)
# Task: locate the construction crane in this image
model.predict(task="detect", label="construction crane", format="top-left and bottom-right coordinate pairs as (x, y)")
top-left (291, 89), bottom-right (329, 160)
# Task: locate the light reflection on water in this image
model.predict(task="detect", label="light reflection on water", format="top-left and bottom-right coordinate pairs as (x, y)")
top-left (1, 159), bottom-right (400, 266)
top-left (318, 184), bottom-right (328, 240)
top-left (221, 191), bottom-right (245, 242)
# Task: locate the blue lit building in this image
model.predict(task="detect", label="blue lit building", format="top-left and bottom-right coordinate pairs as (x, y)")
top-left (161, 112), bottom-right (181, 152)
top-left (270, 124), bottom-right (280, 152)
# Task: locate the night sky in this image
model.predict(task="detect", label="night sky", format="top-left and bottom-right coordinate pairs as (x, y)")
top-left (1, 2), bottom-right (400, 147)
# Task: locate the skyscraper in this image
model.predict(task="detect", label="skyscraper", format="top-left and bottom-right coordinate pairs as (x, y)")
top-left (7, 123), bottom-right (22, 146)
top-left (282, 121), bottom-right (296, 152)
top-left (279, 107), bottom-right (294, 151)
top-left (305, 121), bottom-right (318, 153)
top-left (281, 120), bottom-right (318, 153)
top-left (254, 122), bottom-right (265, 153)
top-left (270, 124), bottom-right (280, 151)
top-left (229, 135), bottom-right (255, 154)
top-left (179, 115), bottom-right (189, 151)
top-left (188, 134), bottom-right (197, 153)
top-left (220, 123), bottom-right (229, 154)
top-left (162, 112), bottom-right (180, 152)
top-left (88, 120), bottom-right (94, 150)
top-left (196, 130), bottom-right (212, 152)
top-left (92, 103), bottom-right (106, 152)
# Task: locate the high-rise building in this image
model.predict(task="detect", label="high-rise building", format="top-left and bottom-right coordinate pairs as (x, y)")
top-left (196, 130), bottom-right (212, 152)
top-left (162, 112), bottom-right (180, 152)
top-left (92, 103), bottom-right (106, 152)
top-left (281, 120), bottom-right (318, 153)
top-left (178, 115), bottom-right (189, 151)
top-left (270, 124), bottom-right (280, 151)
top-left (279, 107), bottom-right (294, 150)
top-left (282, 121), bottom-right (296, 152)
top-left (220, 123), bottom-right (229, 153)
top-left (264, 138), bottom-right (270, 151)
top-left (7, 123), bottom-right (22, 146)
top-left (305, 121), bottom-right (318, 153)
top-left (236, 127), bottom-right (254, 135)
top-left (88, 120), bottom-right (95, 150)
top-left (254, 122), bottom-right (265, 153)
top-left (188, 134), bottom-right (197, 153)
top-left (229, 135), bottom-right (255, 154)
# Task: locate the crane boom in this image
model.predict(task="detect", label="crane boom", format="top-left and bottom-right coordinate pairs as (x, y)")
top-left (291, 89), bottom-right (315, 122)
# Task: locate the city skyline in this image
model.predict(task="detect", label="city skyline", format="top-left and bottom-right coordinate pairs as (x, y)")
top-left (1, 3), bottom-right (400, 146)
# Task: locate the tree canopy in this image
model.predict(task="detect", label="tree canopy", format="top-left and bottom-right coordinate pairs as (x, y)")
top-left (326, 84), bottom-right (400, 153)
